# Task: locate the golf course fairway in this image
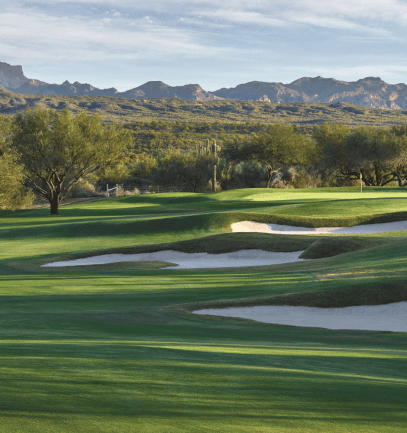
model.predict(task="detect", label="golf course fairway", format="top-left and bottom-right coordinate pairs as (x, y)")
top-left (0, 186), bottom-right (406, 432)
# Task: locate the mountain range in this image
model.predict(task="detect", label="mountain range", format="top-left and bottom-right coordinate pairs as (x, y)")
top-left (2, 61), bottom-right (407, 109)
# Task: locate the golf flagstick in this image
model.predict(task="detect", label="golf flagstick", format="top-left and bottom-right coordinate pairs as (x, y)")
top-left (360, 172), bottom-right (362, 194)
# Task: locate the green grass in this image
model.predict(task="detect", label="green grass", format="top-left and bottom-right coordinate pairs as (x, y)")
top-left (1, 187), bottom-right (407, 432)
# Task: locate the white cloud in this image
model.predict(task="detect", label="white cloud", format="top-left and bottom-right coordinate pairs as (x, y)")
top-left (5, 0), bottom-right (407, 90)
top-left (195, 9), bottom-right (289, 28)
top-left (178, 16), bottom-right (232, 28)
top-left (0, 8), bottom-right (245, 63)
top-left (299, 0), bottom-right (407, 23)
top-left (286, 12), bottom-right (392, 38)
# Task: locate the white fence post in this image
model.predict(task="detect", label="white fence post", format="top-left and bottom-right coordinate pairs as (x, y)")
top-left (106, 183), bottom-right (118, 197)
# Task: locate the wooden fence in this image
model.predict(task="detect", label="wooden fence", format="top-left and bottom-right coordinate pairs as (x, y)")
top-left (122, 185), bottom-right (192, 194)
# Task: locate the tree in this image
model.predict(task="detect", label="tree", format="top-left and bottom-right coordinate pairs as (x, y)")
top-left (345, 127), bottom-right (400, 186)
top-left (219, 159), bottom-right (265, 190)
top-left (389, 124), bottom-right (407, 186)
top-left (96, 158), bottom-right (132, 184)
top-left (0, 115), bottom-right (14, 153)
top-left (0, 115), bottom-right (34, 210)
top-left (314, 123), bottom-right (407, 186)
top-left (0, 150), bottom-right (34, 210)
top-left (312, 122), bottom-right (350, 164)
top-left (313, 122), bottom-right (355, 185)
top-left (152, 150), bottom-right (213, 192)
top-left (222, 123), bottom-right (319, 187)
top-left (10, 107), bottom-right (132, 215)
top-left (130, 154), bottom-right (158, 180)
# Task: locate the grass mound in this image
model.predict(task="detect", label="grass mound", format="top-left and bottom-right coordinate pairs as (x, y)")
top-left (299, 237), bottom-right (371, 259)
top-left (260, 277), bottom-right (407, 308)
top-left (278, 278), bottom-right (407, 308)
top-left (178, 277), bottom-right (407, 312)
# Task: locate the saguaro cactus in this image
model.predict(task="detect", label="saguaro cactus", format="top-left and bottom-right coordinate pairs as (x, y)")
top-left (212, 140), bottom-right (217, 192)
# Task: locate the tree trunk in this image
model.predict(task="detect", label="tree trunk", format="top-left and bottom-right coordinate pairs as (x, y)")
top-left (266, 167), bottom-right (272, 188)
top-left (50, 195), bottom-right (60, 215)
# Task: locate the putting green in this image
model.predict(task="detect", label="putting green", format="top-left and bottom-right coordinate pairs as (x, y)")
top-left (246, 188), bottom-right (407, 201)
top-left (1, 187), bottom-right (406, 432)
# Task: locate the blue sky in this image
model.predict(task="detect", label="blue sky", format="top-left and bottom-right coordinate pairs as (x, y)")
top-left (2, 0), bottom-right (407, 92)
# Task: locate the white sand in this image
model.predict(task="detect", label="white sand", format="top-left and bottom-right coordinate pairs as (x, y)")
top-left (193, 302), bottom-right (407, 332)
top-left (41, 249), bottom-right (307, 269)
top-left (232, 220), bottom-right (407, 235)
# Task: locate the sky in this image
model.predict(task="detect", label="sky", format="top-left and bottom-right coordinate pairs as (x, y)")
top-left (2, 0), bottom-right (407, 92)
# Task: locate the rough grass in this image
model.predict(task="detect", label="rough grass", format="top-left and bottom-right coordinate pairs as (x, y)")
top-left (1, 187), bottom-right (407, 432)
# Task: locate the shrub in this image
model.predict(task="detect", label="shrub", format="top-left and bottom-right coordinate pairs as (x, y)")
top-left (66, 179), bottom-right (104, 198)
top-left (291, 168), bottom-right (321, 189)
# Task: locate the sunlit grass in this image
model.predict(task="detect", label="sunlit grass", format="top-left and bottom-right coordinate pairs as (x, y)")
top-left (1, 187), bottom-right (407, 432)
top-left (1, 339), bottom-right (406, 432)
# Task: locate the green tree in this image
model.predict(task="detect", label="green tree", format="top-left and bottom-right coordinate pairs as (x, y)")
top-left (130, 154), bottom-right (158, 179)
top-left (219, 160), bottom-right (265, 190)
top-left (0, 150), bottom-right (34, 209)
top-left (389, 124), bottom-right (407, 186)
top-left (312, 122), bottom-right (353, 185)
top-left (96, 155), bottom-right (132, 184)
top-left (0, 115), bottom-right (34, 210)
top-left (222, 123), bottom-right (319, 187)
top-left (10, 107), bottom-right (132, 215)
top-left (345, 127), bottom-right (400, 186)
top-left (315, 123), bottom-right (407, 186)
top-left (153, 150), bottom-right (213, 192)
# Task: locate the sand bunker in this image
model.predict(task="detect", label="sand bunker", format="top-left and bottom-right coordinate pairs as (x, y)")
top-left (193, 302), bottom-right (407, 332)
top-left (41, 249), bottom-right (306, 269)
top-left (232, 220), bottom-right (407, 235)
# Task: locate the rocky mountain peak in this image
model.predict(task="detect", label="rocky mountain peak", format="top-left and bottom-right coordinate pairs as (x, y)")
top-left (139, 81), bottom-right (169, 88)
top-left (359, 76), bottom-right (383, 82)
top-left (182, 84), bottom-right (203, 89)
top-left (2, 59), bottom-right (407, 109)
top-left (0, 61), bottom-right (29, 89)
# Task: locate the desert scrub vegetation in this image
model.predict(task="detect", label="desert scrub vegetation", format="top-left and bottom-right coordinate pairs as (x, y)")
top-left (2, 91), bottom-right (407, 126)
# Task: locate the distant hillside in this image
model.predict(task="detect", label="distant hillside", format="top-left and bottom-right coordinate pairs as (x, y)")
top-left (212, 76), bottom-right (407, 109)
top-left (0, 62), bottom-right (221, 101)
top-left (2, 61), bottom-right (407, 109)
top-left (1, 90), bottom-right (407, 128)
top-left (119, 81), bottom-right (222, 101)
top-left (211, 81), bottom-right (307, 103)
top-left (13, 78), bottom-right (120, 97)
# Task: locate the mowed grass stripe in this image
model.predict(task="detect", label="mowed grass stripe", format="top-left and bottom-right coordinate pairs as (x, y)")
top-left (1, 340), bottom-right (406, 358)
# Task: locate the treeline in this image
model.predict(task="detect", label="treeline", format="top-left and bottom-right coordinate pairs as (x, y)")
top-left (2, 106), bottom-right (407, 214)
top-left (122, 122), bottom-right (407, 192)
